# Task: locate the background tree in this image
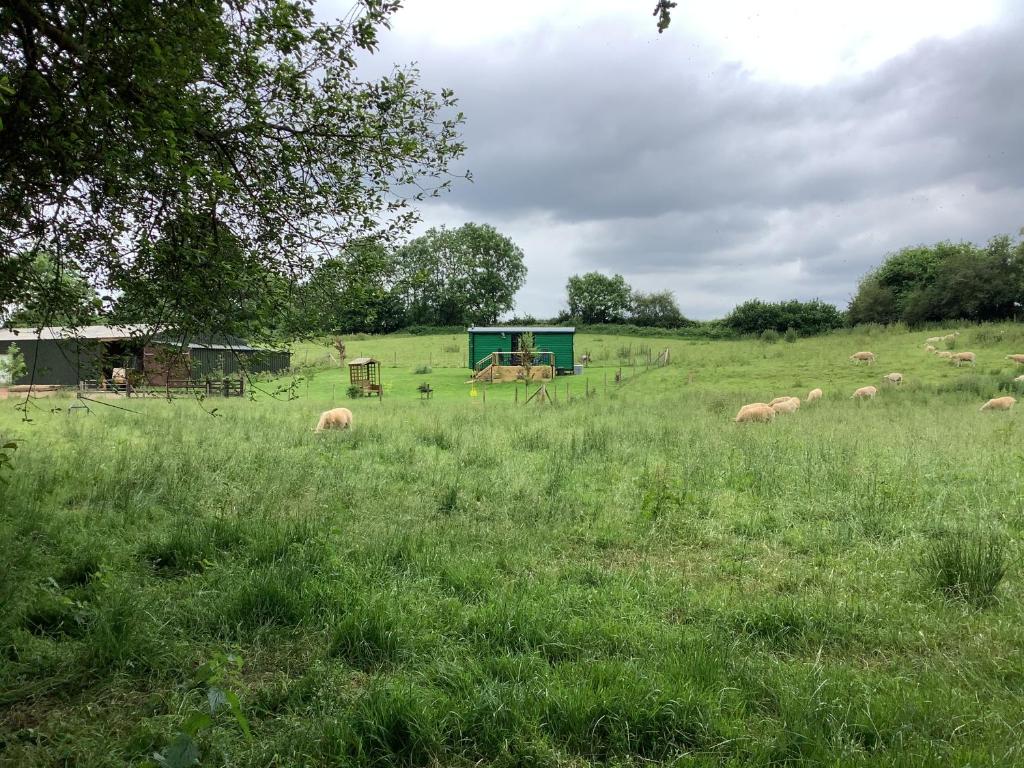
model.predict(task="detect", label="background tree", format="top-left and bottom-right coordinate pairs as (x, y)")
top-left (300, 241), bottom-right (405, 335)
top-left (630, 290), bottom-right (690, 328)
top-left (394, 223), bottom-right (526, 326)
top-left (1, 1), bottom-right (465, 341)
top-left (723, 299), bottom-right (845, 336)
top-left (3, 253), bottom-right (100, 327)
top-left (566, 273), bottom-right (632, 324)
top-left (847, 236), bottom-right (1024, 325)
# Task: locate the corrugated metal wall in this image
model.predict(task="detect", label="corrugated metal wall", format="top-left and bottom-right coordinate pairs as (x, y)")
top-left (0, 338), bottom-right (102, 386)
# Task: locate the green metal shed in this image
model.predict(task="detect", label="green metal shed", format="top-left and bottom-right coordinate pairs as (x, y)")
top-left (467, 326), bottom-right (576, 374)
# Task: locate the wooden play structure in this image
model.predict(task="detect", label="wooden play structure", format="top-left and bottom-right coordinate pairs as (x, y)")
top-left (347, 357), bottom-right (382, 397)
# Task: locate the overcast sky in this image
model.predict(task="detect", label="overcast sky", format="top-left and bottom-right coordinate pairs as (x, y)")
top-left (330, 0), bottom-right (1024, 319)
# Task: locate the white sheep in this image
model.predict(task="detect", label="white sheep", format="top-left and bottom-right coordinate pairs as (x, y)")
top-left (806, 388), bottom-right (823, 403)
top-left (851, 385), bottom-right (878, 399)
top-left (882, 372), bottom-right (903, 386)
top-left (950, 351), bottom-right (976, 367)
top-left (1006, 354), bottom-right (1024, 365)
top-left (849, 351), bottom-right (876, 364)
top-left (735, 403), bottom-right (775, 423)
top-left (771, 397), bottom-right (800, 414)
top-left (979, 396), bottom-right (1016, 412)
top-left (314, 407), bottom-right (353, 432)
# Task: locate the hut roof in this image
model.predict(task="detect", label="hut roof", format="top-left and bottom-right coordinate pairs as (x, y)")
top-left (467, 326), bottom-right (574, 333)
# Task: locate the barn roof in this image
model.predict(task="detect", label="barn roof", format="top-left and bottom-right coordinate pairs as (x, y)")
top-left (0, 324), bottom-right (283, 353)
top-left (467, 326), bottom-right (575, 333)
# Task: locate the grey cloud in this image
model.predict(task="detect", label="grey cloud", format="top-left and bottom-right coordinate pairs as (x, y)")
top-left (365, 12), bottom-right (1024, 317)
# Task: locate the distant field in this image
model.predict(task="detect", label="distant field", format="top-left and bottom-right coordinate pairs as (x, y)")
top-left (2, 322), bottom-right (1024, 766)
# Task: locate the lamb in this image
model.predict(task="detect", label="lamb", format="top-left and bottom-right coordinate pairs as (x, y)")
top-left (849, 351), bottom-right (876, 364)
top-left (771, 397), bottom-right (800, 414)
top-left (851, 385), bottom-right (877, 399)
top-left (979, 396), bottom-right (1016, 412)
top-left (950, 352), bottom-right (976, 367)
top-left (806, 388), bottom-right (823, 403)
top-left (1006, 354), bottom-right (1024, 365)
top-left (314, 407), bottom-right (354, 432)
top-left (882, 372), bottom-right (903, 386)
top-left (734, 403), bottom-right (775, 423)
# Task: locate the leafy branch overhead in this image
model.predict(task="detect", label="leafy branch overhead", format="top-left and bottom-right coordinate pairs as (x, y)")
top-left (0, 0), bottom-right (467, 340)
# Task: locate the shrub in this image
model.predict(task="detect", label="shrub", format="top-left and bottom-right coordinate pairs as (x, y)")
top-left (920, 531), bottom-right (1007, 606)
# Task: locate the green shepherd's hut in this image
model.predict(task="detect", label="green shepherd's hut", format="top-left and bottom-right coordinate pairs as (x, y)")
top-left (467, 326), bottom-right (575, 375)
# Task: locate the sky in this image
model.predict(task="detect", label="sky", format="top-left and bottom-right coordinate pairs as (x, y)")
top-left (329, 0), bottom-right (1024, 319)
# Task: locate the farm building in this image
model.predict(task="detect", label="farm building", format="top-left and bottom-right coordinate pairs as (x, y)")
top-left (0, 325), bottom-right (291, 387)
top-left (467, 326), bottom-right (575, 375)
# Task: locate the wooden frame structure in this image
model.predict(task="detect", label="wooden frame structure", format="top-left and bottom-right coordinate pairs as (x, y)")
top-left (348, 356), bottom-right (382, 397)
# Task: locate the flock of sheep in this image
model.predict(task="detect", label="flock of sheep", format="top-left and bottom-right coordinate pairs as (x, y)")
top-left (734, 332), bottom-right (1022, 423)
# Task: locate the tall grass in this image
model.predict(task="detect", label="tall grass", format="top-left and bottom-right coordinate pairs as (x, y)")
top-left (1, 323), bottom-right (1023, 766)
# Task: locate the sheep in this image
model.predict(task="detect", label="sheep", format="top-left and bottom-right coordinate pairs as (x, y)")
top-left (769, 396), bottom-right (798, 406)
top-left (734, 403), bottom-right (775, 423)
top-left (936, 350), bottom-right (953, 359)
top-left (851, 385), bottom-right (877, 399)
top-left (950, 351), bottom-right (976, 367)
top-left (314, 407), bottom-right (353, 432)
top-left (924, 344), bottom-right (936, 353)
top-left (979, 396), bottom-right (1016, 412)
top-left (882, 372), bottom-right (903, 386)
top-left (1006, 354), bottom-right (1024, 365)
top-left (771, 397), bottom-right (800, 414)
top-left (849, 351), bottom-right (876, 364)
top-left (806, 388), bottom-right (823, 403)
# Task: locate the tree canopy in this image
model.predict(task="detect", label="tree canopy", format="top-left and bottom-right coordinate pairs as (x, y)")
top-left (394, 223), bottom-right (527, 326)
top-left (847, 237), bottom-right (1024, 325)
top-left (1, 0), bottom-right (465, 339)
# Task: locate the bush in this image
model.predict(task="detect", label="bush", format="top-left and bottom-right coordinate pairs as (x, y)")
top-left (920, 531), bottom-right (1007, 606)
top-left (760, 329), bottom-right (780, 344)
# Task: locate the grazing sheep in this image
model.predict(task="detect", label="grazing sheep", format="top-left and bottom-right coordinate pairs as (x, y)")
top-left (936, 350), bottom-right (953, 359)
top-left (851, 385), bottom-right (878, 399)
top-left (980, 396), bottom-right (1016, 412)
top-left (1006, 354), bottom-right (1024, 365)
top-left (950, 351), bottom-right (976, 367)
top-left (771, 397), bottom-right (800, 414)
top-left (315, 407), bottom-right (354, 432)
top-left (849, 351), bottom-right (876, 364)
top-left (806, 388), bottom-right (823, 403)
top-left (769, 395), bottom-right (798, 406)
top-left (882, 372), bottom-right (903, 386)
top-left (924, 344), bottom-right (936, 353)
top-left (735, 403), bottom-right (775, 423)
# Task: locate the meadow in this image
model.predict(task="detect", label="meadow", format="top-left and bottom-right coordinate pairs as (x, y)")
top-left (2, 322), bottom-right (1024, 766)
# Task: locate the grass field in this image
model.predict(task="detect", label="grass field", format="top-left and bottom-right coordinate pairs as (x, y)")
top-left (2, 322), bottom-right (1024, 766)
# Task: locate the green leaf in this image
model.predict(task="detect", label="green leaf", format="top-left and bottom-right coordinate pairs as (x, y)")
top-left (156, 733), bottom-right (200, 768)
top-left (225, 690), bottom-right (251, 738)
top-left (180, 710), bottom-right (213, 736)
top-left (207, 686), bottom-right (227, 714)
